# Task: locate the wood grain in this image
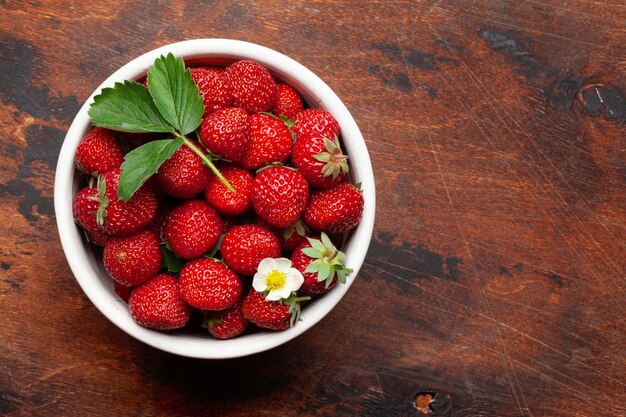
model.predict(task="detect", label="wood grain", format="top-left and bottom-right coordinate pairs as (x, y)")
top-left (1, 0), bottom-right (624, 416)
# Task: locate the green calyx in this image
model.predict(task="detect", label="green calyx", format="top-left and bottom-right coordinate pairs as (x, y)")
top-left (93, 174), bottom-right (109, 227)
top-left (302, 232), bottom-right (353, 288)
top-left (283, 218), bottom-right (308, 240)
top-left (281, 292), bottom-right (312, 327)
top-left (312, 137), bottom-right (349, 179)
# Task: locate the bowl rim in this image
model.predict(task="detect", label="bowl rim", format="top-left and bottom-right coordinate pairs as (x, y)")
top-left (54, 39), bottom-right (375, 359)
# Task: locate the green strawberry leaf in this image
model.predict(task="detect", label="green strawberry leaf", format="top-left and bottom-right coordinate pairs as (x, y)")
top-left (147, 53), bottom-right (204, 135)
top-left (118, 138), bottom-right (184, 201)
top-left (88, 80), bottom-right (174, 133)
top-left (160, 243), bottom-right (186, 273)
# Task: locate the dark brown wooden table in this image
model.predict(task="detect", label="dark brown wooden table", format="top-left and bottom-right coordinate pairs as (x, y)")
top-left (1, 1), bottom-right (624, 416)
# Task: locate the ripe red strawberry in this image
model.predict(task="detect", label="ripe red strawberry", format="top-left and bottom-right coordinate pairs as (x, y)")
top-left (292, 133), bottom-right (348, 189)
top-left (199, 107), bottom-right (250, 163)
top-left (221, 224), bottom-right (281, 275)
top-left (156, 141), bottom-right (212, 198)
top-left (73, 183), bottom-right (110, 246)
top-left (255, 216), bottom-right (308, 252)
top-left (114, 282), bottom-right (132, 303)
top-left (75, 127), bottom-right (124, 176)
top-left (241, 290), bottom-right (291, 330)
top-left (103, 229), bottom-right (162, 287)
top-left (179, 258), bottom-right (242, 310)
top-left (251, 166), bottom-right (309, 228)
top-left (190, 67), bottom-right (233, 114)
top-left (292, 109), bottom-right (340, 141)
top-left (274, 83), bottom-right (303, 118)
top-left (242, 291), bottom-right (309, 330)
top-left (205, 300), bottom-right (248, 339)
top-left (291, 233), bottom-right (352, 294)
top-left (303, 183), bottom-right (364, 233)
top-left (224, 60), bottom-right (278, 114)
top-left (240, 114), bottom-right (293, 170)
top-left (129, 274), bottom-right (191, 330)
top-left (97, 169), bottom-right (157, 236)
top-left (204, 166), bottom-right (253, 216)
top-left (164, 200), bottom-right (223, 259)
top-left (149, 205), bottom-right (171, 244)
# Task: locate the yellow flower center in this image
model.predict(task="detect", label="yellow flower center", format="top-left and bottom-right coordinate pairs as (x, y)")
top-left (265, 269), bottom-right (287, 291)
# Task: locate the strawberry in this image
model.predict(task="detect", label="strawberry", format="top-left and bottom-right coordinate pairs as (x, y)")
top-left (114, 282), bottom-right (132, 303)
top-left (73, 183), bottom-right (110, 246)
top-left (75, 127), bottom-right (124, 176)
top-left (292, 133), bottom-right (348, 189)
top-left (223, 60), bottom-right (278, 114)
top-left (164, 200), bottom-right (223, 259)
top-left (292, 109), bottom-right (340, 141)
top-left (199, 107), bottom-right (250, 163)
top-left (179, 258), bottom-right (242, 310)
top-left (128, 274), bottom-right (191, 330)
top-left (190, 67), bottom-right (233, 114)
top-left (242, 291), bottom-right (308, 330)
top-left (274, 83), bottom-right (304, 119)
top-left (103, 229), bottom-right (162, 287)
top-left (149, 205), bottom-right (171, 244)
top-left (255, 216), bottom-right (309, 252)
top-left (251, 166), bottom-right (309, 228)
top-left (96, 169), bottom-right (157, 236)
top-left (303, 183), bottom-right (364, 233)
top-left (221, 224), bottom-right (281, 275)
top-left (204, 166), bottom-right (253, 216)
top-left (240, 114), bottom-right (293, 170)
top-left (205, 300), bottom-right (248, 339)
top-left (291, 233), bottom-right (352, 294)
top-left (156, 141), bottom-right (212, 198)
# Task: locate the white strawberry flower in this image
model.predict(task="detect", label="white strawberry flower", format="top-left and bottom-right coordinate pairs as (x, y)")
top-left (253, 257), bottom-right (304, 301)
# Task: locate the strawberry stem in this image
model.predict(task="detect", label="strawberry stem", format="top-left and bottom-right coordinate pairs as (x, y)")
top-left (175, 133), bottom-right (235, 193)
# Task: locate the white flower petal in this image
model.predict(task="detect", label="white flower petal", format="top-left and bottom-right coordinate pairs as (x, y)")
top-left (256, 258), bottom-right (276, 274)
top-left (252, 272), bottom-right (268, 292)
top-left (287, 268), bottom-right (304, 291)
top-left (273, 285), bottom-right (293, 301)
top-left (274, 257), bottom-right (293, 273)
top-left (265, 289), bottom-right (284, 301)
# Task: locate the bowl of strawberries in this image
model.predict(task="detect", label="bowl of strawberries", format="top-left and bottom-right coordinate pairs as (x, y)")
top-left (54, 39), bottom-right (375, 358)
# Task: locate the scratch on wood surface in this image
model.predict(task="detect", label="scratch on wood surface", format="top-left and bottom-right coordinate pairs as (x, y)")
top-left (25, 360), bottom-right (114, 389)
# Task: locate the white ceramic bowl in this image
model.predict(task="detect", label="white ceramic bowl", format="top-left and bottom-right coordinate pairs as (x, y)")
top-left (54, 39), bottom-right (375, 359)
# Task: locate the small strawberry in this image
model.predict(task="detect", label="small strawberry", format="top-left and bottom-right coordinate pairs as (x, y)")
top-left (204, 166), bottom-right (253, 216)
top-left (199, 107), bottom-right (250, 163)
top-left (242, 291), bottom-right (309, 330)
top-left (73, 183), bottom-right (110, 246)
top-left (179, 258), bottom-right (242, 310)
top-left (95, 169), bottom-right (157, 236)
top-left (240, 114), bottom-right (293, 170)
top-left (103, 229), bottom-right (162, 287)
top-left (205, 300), bottom-right (248, 339)
top-left (164, 200), bottom-right (223, 259)
top-left (128, 274), bottom-right (191, 330)
top-left (223, 60), bottom-right (278, 114)
top-left (292, 133), bottom-right (348, 189)
top-left (303, 183), bottom-right (364, 233)
top-left (75, 127), bottom-right (124, 176)
top-left (149, 205), bottom-right (171, 244)
top-left (190, 67), bottom-right (234, 114)
top-left (291, 233), bottom-right (353, 294)
top-left (255, 216), bottom-right (309, 252)
top-left (221, 224), bottom-right (281, 275)
top-left (156, 141), bottom-right (212, 198)
top-left (251, 166), bottom-right (309, 228)
top-left (274, 83), bottom-right (304, 119)
top-left (292, 109), bottom-right (340, 141)
top-left (114, 282), bottom-right (132, 303)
